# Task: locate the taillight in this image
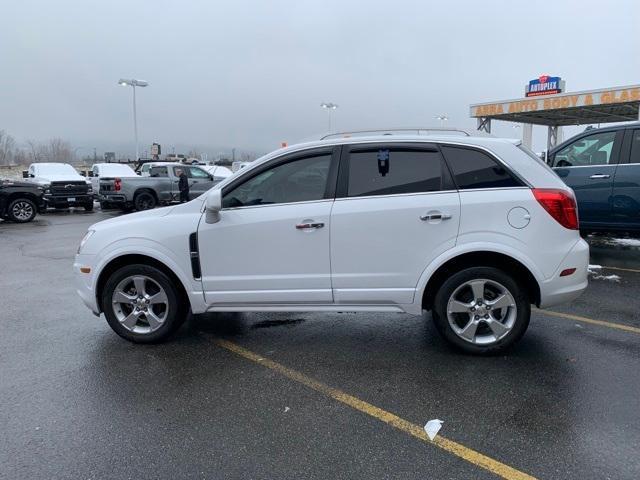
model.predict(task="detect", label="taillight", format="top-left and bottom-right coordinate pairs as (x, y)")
top-left (114, 178), bottom-right (121, 192)
top-left (532, 188), bottom-right (579, 230)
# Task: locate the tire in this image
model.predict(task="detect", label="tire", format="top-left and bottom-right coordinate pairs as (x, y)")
top-left (102, 264), bottom-right (188, 343)
top-left (84, 202), bottom-right (94, 212)
top-left (432, 267), bottom-right (530, 355)
top-left (7, 198), bottom-right (37, 223)
top-left (99, 201), bottom-right (111, 210)
top-left (134, 191), bottom-right (157, 211)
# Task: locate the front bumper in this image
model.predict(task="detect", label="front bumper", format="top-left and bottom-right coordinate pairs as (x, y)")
top-left (539, 238), bottom-right (589, 308)
top-left (74, 254), bottom-right (100, 315)
top-left (44, 194), bottom-right (93, 208)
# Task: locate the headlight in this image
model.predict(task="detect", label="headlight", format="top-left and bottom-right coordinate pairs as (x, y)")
top-left (78, 229), bottom-right (95, 254)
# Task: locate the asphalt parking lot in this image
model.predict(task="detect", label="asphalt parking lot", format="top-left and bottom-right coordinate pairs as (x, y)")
top-left (1, 211), bottom-right (640, 480)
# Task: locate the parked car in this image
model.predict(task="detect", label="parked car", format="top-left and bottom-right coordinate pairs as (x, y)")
top-left (88, 163), bottom-right (137, 201)
top-left (23, 163), bottom-right (93, 211)
top-left (231, 161), bottom-right (251, 172)
top-left (75, 131), bottom-right (588, 354)
top-left (0, 178), bottom-right (45, 223)
top-left (201, 164), bottom-right (234, 184)
top-left (548, 122), bottom-right (640, 232)
top-left (98, 163), bottom-right (216, 211)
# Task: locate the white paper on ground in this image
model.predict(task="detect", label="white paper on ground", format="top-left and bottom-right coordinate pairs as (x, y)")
top-left (424, 419), bottom-right (443, 440)
top-left (284, 406), bottom-right (290, 413)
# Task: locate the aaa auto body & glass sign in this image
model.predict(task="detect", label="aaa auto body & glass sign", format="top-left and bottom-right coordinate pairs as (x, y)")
top-left (471, 85), bottom-right (640, 118)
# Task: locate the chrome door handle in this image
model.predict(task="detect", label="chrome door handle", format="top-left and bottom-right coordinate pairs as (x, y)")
top-left (420, 213), bottom-right (452, 221)
top-left (296, 222), bottom-right (324, 229)
top-left (589, 174), bottom-right (610, 179)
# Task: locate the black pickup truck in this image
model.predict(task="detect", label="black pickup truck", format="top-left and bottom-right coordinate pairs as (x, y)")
top-left (0, 179), bottom-right (45, 223)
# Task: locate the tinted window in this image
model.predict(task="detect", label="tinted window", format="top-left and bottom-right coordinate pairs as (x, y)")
top-left (223, 154), bottom-right (331, 208)
top-left (441, 146), bottom-right (522, 189)
top-left (347, 148), bottom-right (444, 197)
top-left (149, 166), bottom-right (168, 177)
top-left (553, 131), bottom-right (616, 167)
top-left (629, 130), bottom-right (640, 164)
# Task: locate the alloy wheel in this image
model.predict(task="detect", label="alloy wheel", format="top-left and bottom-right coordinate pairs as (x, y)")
top-left (446, 278), bottom-right (517, 345)
top-left (111, 275), bottom-right (169, 334)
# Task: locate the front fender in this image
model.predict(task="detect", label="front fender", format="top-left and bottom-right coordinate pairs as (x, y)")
top-left (92, 238), bottom-right (207, 315)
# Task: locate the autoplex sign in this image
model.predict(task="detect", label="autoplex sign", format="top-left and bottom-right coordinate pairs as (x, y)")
top-left (525, 75), bottom-right (564, 97)
top-left (470, 86), bottom-right (640, 118)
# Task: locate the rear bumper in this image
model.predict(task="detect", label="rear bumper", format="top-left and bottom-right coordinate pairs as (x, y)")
top-left (99, 194), bottom-right (127, 204)
top-left (538, 238), bottom-right (589, 308)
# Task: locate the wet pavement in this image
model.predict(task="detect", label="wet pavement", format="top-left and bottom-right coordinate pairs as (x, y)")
top-left (1, 211), bottom-right (639, 479)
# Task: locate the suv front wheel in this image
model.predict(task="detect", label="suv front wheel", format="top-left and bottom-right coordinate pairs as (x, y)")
top-left (102, 264), bottom-right (187, 343)
top-left (432, 267), bottom-right (530, 355)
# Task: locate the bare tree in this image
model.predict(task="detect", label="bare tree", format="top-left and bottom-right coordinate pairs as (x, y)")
top-left (0, 130), bottom-right (15, 165)
top-left (26, 139), bottom-right (42, 163)
top-left (47, 138), bottom-right (72, 162)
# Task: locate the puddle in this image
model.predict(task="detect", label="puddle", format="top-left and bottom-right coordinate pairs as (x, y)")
top-left (251, 318), bottom-right (306, 329)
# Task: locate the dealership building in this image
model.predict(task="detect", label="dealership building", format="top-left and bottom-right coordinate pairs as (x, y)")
top-left (470, 76), bottom-right (640, 151)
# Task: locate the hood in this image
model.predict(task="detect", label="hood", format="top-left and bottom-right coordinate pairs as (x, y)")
top-left (32, 174), bottom-right (87, 183)
top-left (1, 178), bottom-right (39, 188)
top-left (91, 204), bottom-right (176, 231)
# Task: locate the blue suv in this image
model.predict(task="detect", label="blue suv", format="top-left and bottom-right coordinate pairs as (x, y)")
top-left (549, 122), bottom-right (640, 232)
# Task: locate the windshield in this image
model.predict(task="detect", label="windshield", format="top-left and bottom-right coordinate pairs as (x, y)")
top-left (35, 164), bottom-right (79, 176)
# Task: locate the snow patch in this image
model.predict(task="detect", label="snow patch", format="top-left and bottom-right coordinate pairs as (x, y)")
top-left (607, 238), bottom-right (640, 247)
top-left (591, 274), bottom-right (621, 283)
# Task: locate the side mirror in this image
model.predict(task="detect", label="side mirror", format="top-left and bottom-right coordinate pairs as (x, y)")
top-left (22, 171), bottom-right (28, 178)
top-left (205, 189), bottom-right (222, 224)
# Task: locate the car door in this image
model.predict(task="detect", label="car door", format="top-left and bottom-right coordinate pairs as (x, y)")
top-left (330, 143), bottom-right (460, 306)
top-left (197, 147), bottom-right (339, 305)
top-left (551, 129), bottom-right (623, 226)
top-left (611, 128), bottom-right (640, 229)
top-left (186, 166), bottom-right (214, 199)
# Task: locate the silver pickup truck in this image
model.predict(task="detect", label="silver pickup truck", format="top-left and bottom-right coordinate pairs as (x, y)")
top-left (99, 163), bottom-right (217, 211)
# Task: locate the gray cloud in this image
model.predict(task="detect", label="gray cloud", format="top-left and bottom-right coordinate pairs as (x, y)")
top-left (1, 0), bottom-right (638, 155)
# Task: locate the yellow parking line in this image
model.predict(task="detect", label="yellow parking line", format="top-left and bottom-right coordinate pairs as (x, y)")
top-left (600, 265), bottom-right (640, 274)
top-left (216, 339), bottom-right (536, 480)
top-left (537, 309), bottom-right (640, 334)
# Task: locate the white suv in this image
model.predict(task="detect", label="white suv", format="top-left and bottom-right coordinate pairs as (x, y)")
top-left (74, 132), bottom-right (588, 354)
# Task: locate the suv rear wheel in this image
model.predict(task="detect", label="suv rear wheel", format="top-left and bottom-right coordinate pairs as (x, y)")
top-left (102, 264), bottom-right (187, 343)
top-left (432, 267), bottom-right (530, 355)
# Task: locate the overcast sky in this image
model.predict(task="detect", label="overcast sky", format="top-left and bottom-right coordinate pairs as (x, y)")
top-left (1, 0), bottom-right (638, 155)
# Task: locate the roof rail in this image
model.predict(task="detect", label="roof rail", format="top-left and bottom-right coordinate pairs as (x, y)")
top-left (320, 127), bottom-right (472, 140)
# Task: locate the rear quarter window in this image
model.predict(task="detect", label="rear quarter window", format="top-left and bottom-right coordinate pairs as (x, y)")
top-left (440, 145), bottom-right (523, 189)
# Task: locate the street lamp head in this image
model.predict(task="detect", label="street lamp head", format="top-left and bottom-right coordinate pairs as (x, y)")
top-left (118, 78), bottom-right (149, 87)
top-left (320, 102), bottom-right (338, 110)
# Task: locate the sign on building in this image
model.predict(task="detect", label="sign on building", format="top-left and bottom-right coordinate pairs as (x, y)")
top-left (525, 75), bottom-right (564, 97)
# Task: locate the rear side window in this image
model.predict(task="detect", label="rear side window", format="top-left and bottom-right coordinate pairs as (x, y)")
top-left (440, 145), bottom-right (522, 189)
top-left (347, 148), bottom-right (446, 197)
top-left (149, 166), bottom-right (168, 178)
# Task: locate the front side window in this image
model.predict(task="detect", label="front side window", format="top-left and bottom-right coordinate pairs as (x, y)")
top-left (347, 148), bottom-right (444, 197)
top-left (552, 131), bottom-right (616, 167)
top-left (189, 167), bottom-right (210, 178)
top-left (441, 146), bottom-right (522, 189)
top-left (222, 154), bottom-right (331, 208)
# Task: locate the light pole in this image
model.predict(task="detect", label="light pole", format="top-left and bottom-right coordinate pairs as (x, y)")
top-left (435, 115), bottom-right (449, 128)
top-left (118, 78), bottom-right (149, 162)
top-left (320, 102), bottom-right (338, 132)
